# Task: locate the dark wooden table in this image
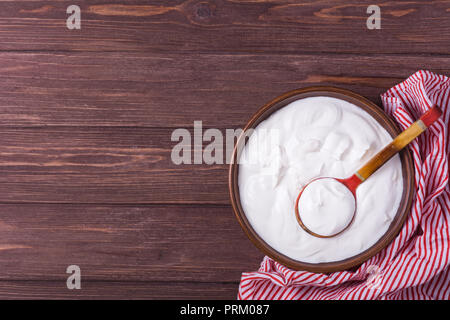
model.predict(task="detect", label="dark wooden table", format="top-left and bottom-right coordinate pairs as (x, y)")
top-left (0, 0), bottom-right (448, 299)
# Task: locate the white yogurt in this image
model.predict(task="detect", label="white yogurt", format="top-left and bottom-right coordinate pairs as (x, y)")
top-left (298, 178), bottom-right (355, 237)
top-left (238, 96), bottom-right (403, 263)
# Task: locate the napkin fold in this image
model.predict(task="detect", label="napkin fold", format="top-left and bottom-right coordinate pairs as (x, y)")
top-left (238, 70), bottom-right (449, 300)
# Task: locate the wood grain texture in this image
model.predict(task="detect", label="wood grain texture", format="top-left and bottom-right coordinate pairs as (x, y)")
top-left (0, 204), bottom-right (261, 281)
top-left (0, 281), bottom-right (239, 299)
top-left (0, 52), bottom-right (449, 127)
top-left (0, 0), bottom-right (449, 54)
top-left (0, 127), bottom-right (232, 204)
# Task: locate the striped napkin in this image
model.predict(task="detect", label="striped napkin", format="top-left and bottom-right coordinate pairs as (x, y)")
top-left (238, 70), bottom-right (449, 300)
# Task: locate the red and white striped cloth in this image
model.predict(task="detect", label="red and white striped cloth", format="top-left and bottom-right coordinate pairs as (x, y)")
top-left (238, 70), bottom-right (449, 300)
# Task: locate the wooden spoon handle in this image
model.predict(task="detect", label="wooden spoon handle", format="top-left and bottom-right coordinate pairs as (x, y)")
top-left (355, 105), bottom-right (442, 182)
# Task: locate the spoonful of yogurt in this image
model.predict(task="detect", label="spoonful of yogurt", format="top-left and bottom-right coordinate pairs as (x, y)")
top-left (295, 105), bottom-right (442, 238)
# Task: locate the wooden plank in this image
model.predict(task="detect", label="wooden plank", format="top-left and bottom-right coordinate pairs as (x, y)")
top-left (0, 52), bottom-right (449, 127)
top-left (0, 280), bottom-right (239, 299)
top-left (0, 204), bottom-right (262, 281)
top-left (0, 127), bottom-right (236, 204)
top-left (0, 1), bottom-right (449, 54)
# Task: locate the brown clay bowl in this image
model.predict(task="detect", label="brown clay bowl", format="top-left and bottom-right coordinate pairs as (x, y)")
top-left (229, 86), bottom-right (414, 273)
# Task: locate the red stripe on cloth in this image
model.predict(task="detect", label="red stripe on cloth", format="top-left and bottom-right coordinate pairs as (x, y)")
top-left (238, 71), bottom-right (450, 300)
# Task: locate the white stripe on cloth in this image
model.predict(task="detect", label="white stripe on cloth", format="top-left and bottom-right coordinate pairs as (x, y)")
top-left (238, 70), bottom-right (449, 300)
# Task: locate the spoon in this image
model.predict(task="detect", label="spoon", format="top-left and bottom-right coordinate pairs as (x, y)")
top-left (295, 105), bottom-right (442, 238)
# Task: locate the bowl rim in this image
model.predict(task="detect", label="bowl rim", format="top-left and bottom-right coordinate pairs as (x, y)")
top-left (228, 86), bottom-right (415, 273)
